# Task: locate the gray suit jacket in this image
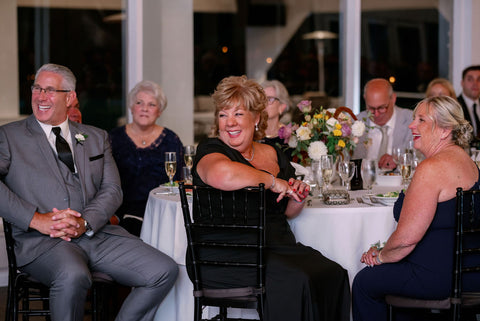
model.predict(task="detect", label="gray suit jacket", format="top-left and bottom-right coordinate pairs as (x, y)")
top-left (352, 106), bottom-right (414, 159)
top-left (0, 115), bottom-right (130, 266)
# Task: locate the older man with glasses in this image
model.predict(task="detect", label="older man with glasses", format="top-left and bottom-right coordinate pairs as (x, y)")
top-left (353, 78), bottom-right (413, 169)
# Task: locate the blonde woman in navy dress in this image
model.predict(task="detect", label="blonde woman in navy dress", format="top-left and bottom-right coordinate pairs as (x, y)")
top-left (353, 96), bottom-right (479, 320)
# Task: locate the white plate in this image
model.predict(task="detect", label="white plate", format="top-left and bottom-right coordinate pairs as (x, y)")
top-left (371, 195), bottom-right (398, 206)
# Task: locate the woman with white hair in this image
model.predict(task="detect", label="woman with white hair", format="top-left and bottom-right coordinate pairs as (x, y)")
top-left (260, 80), bottom-right (293, 157)
top-left (110, 80), bottom-right (184, 235)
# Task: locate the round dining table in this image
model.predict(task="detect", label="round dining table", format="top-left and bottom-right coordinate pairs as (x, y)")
top-left (140, 185), bottom-right (400, 321)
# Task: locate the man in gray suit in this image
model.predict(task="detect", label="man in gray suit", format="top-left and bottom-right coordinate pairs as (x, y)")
top-left (352, 78), bottom-right (413, 169)
top-left (0, 63), bottom-right (178, 321)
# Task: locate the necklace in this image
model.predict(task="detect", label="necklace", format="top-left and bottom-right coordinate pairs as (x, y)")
top-left (243, 144), bottom-right (255, 161)
top-left (128, 124), bottom-right (157, 147)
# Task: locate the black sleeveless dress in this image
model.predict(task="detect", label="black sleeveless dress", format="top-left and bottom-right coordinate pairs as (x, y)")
top-left (191, 138), bottom-right (350, 321)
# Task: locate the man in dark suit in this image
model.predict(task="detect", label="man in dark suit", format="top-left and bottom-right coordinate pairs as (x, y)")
top-left (0, 63), bottom-right (178, 321)
top-left (352, 78), bottom-right (413, 169)
top-left (457, 65), bottom-right (480, 138)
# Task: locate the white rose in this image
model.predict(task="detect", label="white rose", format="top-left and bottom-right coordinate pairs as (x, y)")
top-left (327, 108), bottom-right (337, 114)
top-left (326, 117), bottom-right (338, 131)
top-left (296, 126), bottom-right (311, 141)
top-left (308, 141), bottom-right (328, 160)
top-left (288, 135), bottom-right (298, 148)
top-left (352, 120), bottom-right (366, 137)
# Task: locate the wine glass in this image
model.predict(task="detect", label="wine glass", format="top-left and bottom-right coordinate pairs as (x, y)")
top-left (338, 161), bottom-right (355, 191)
top-left (361, 159), bottom-right (377, 195)
top-left (182, 166), bottom-right (193, 184)
top-left (392, 147), bottom-right (403, 171)
top-left (165, 152), bottom-right (177, 194)
top-left (399, 152), bottom-right (413, 191)
top-left (320, 155), bottom-right (334, 192)
top-left (184, 145), bottom-right (196, 170)
top-left (472, 150), bottom-right (480, 169)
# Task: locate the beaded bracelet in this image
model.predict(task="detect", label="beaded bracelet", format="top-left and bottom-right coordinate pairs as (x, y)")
top-left (268, 173), bottom-right (276, 190)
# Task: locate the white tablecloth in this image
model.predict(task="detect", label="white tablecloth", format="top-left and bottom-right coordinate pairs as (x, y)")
top-left (141, 186), bottom-right (399, 321)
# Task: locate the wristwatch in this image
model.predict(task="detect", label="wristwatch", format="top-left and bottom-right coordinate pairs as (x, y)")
top-left (84, 219), bottom-right (94, 237)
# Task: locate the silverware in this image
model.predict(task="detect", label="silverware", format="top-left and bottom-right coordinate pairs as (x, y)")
top-left (357, 197), bottom-right (375, 206)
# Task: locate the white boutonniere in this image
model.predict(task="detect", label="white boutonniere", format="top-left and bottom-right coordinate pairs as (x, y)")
top-left (75, 133), bottom-right (88, 145)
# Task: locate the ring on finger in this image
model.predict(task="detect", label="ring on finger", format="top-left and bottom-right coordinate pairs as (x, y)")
top-left (288, 190), bottom-right (293, 195)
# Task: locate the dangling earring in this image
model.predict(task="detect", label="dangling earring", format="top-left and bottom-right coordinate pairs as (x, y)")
top-left (255, 123), bottom-right (259, 131)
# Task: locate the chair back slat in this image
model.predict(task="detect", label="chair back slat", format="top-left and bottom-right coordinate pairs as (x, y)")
top-left (387, 188), bottom-right (480, 321)
top-left (452, 187), bottom-right (480, 319)
top-left (179, 182), bottom-right (266, 320)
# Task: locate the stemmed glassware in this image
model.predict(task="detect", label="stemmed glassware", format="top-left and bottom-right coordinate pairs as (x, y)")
top-left (338, 161), bottom-right (356, 191)
top-left (473, 150), bottom-right (480, 169)
top-left (399, 152), bottom-right (413, 191)
top-left (310, 160), bottom-right (321, 197)
top-left (361, 159), bottom-right (377, 195)
top-left (392, 147), bottom-right (403, 171)
top-left (184, 145), bottom-right (196, 170)
top-left (165, 152), bottom-right (177, 194)
top-left (320, 155), bottom-right (334, 192)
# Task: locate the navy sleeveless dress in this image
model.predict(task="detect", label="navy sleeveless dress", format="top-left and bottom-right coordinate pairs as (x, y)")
top-left (352, 172), bottom-right (480, 321)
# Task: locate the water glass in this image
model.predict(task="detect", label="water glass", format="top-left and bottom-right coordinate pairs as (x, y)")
top-left (310, 160), bottom-right (321, 197)
top-left (361, 159), bottom-right (377, 195)
top-left (321, 155), bottom-right (334, 192)
top-left (338, 161), bottom-right (355, 191)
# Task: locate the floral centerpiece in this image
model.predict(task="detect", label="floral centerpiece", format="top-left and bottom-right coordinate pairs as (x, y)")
top-left (278, 100), bottom-right (366, 166)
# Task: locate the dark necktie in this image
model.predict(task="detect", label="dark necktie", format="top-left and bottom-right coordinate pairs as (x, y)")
top-left (52, 127), bottom-right (75, 173)
top-left (473, 103), bottom-right (480, 137)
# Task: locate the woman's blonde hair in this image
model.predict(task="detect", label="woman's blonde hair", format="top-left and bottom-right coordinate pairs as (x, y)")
top-left (210, 75), bottom-right (268, 141)
top-left (414, 96), bottom-right (472, 148)
top-left (425, 78), bottom-right (457, 99)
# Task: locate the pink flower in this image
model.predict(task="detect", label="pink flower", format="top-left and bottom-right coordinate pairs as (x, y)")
top-left (341, 123), bottom-right (352, 137)
top-left (278, 123), bottom-right (293, 144)
top-left (297, 100), bottom-right (312, 113)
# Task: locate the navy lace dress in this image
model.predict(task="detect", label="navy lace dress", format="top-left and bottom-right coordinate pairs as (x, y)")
top-left (109, 126), bottom-right (184, 232)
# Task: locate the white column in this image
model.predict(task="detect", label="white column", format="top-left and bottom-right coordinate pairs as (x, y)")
top-left (126, 0), bottom-right (143, 124)
top-left (452, 0), bottom-right (473, 94)
top-left (0, 0), bottom-right (19, 122)
top-left (341, 0), bottom-right (361, 113)
top-left (139, 0), bottom-right (194, 145)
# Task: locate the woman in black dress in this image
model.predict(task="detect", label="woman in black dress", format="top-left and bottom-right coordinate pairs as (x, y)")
top-left (192, 75), bottom-right (350, 321)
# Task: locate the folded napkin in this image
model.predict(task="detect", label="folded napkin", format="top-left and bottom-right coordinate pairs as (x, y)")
top-left (290, 162), bottom-right (315, 184)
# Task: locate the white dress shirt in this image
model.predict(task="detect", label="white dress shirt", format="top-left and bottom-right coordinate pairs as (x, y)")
top-left (37, 118), bottom-right (77, 171)
top-left (366, 109), bottom-right (397, 160)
